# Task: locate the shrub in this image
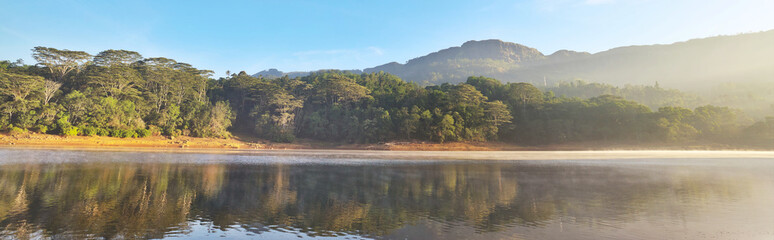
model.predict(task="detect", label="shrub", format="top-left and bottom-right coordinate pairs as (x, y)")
top-left (62, 126), bottom-right (78, 137)
top-left (109, 129), bottom-right (138, 138)
top-left (34, 125), bottom-right (48, 134)
top-left (16, 110), bottom-right (38, 129)
top-left (56, 117), bottom-right (72, 133)
top-left (79, 126), bottom-right (97, 136)
top-left (164, 127), bottom-right (181, 137)
top-left (272, 132), bottom-right (295, 143)
top-left (110, 129), bottom-right (122, 138)
top-left (9, 127), bottom-right (26, 136)
top-left (0, 118), bottom-right (10, 130)
top-left (123, 130), bottom-right (137, 138)
top-left (95, 128), bottom-right (109, 136)
top-left (148, 125), bottom-right (162, 136)
top-left (135, 129), bottom-right (151, 138)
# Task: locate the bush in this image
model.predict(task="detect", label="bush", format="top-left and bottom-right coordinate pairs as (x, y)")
top-left (62, 126), bottom-right (78, 137)
top-left (109, 129), bottom-right (138, 138)
top-left (135, 129), bottom-right (151, 138)
top-left (79, 126), bottom-right (97, 136)
top-left (0, 118), bottom-right (10, 130)
top-left (110, 129), bottom-right (122, 138)
top-left (56, 116), bottom-right (72, 133)
top-left (9, 126), bottom-right (26, 136)
top-left (17, 110), bottom-right (38, 129)
top-left (164, 127), bottom-right (181, 137)
top-left (34, 125), bottom-right (48, 134)
top-left (123, 130), bottom-right (137, 138)
top-left (148, 125), bottom-right (162, 136)
top-left (272, 132), bottom-right (296, 143)
top-left (96, 128), bottom-right (109, 136)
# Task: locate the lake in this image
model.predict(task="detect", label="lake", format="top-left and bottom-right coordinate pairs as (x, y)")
top-left (1, 148), bottom-right (773, 239)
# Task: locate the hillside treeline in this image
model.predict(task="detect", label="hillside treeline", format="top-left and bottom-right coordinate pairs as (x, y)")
top-left (545, 80), bottom-right (774, 119)
top-left (0, 48), bottom-right (232, 138)
top-left (1, 47), bottom-right (772, 147)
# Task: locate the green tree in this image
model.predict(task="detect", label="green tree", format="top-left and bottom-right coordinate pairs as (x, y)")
top-left (0, 72), bottom-right (43, 101)
top-left (315, 74), bottom-right (371, 105)
top-left (86, 65), bottom-right (143, 100)
top-left (656, 106), bottom-right (698, 141)
top-left (483, 100), bottom-right (512, 139)
top-left (93, 49), bottom-right (142, 66)
top-left (466, 76), bottom-right (502, 99)
top-left (191, 101), bottom-right (234, 138)
top-left (61, 90), bottom-right (90, 126)
top-left (32, 47), bottom-right (91, 105)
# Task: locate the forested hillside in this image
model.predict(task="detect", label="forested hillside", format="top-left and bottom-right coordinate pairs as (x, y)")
top-left (1, 47), bottom-right (773, 147)
top-left (256, 31), bottom-right (774, 119)
top-left (545, 80), bottom-right (700, 110)
top-left (544, 80), bottom-right (774, 119)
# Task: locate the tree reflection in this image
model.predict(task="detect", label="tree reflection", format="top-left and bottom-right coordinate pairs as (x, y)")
top-left (0, 161), bottom-right (757, 239)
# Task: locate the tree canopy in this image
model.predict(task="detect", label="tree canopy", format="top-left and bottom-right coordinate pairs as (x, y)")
top-left (0, 47), bottom-right (770, 148)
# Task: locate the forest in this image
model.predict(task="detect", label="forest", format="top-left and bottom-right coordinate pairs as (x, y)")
top-left (1, 47), bottom-right (772, 147)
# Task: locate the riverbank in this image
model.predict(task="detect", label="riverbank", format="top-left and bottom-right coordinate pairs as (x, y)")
top-left (0, 132), bottom-right (771, 151)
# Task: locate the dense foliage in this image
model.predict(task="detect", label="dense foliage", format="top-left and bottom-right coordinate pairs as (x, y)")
top-left (1, 47), bottom-right (772, 147)
top-left (0, 48), bottom-right (233, 138)
top-left (545, 80), bottom-right (701, 110)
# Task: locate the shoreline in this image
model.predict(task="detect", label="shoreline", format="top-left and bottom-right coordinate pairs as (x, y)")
top-left (3, 146), bottom-right (774, 162)
top-left (1, 132), bottom-right (772, 153)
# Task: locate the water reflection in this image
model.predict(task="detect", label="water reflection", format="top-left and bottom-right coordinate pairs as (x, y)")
top-left (1, 152), bottom-right (773, 239)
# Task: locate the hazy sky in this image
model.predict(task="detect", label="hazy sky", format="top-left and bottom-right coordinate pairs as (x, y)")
top-left (2, 0), bottom-right (773, 76)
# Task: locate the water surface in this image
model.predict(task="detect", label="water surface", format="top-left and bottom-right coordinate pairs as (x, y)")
top-left (1, 148), bottom-right (773, 239)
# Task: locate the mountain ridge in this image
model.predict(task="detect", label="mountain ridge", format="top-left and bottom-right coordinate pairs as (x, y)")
top-left (255, 30), bottom-right (774, 89)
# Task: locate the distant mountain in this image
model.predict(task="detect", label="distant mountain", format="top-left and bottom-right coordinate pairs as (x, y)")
top-left (508, 31), bottom-right (774, 90)
top-left (362, 31), bottom-right (774, 90)
top-left (252, 68), bottom-right (362, 79)
top-left (364, 39), bottom-right (551, 85)
top-left (254, 30), bottom-right (774, 91)
top-left (252, 68), bottom-right (285, 78)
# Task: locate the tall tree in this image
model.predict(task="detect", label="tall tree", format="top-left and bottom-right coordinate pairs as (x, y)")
top-left (31, 46), bottom-right (91, 82)
top-left (483, 100), bottom-right (512, 139)
top-left (93, 49), bottom-right (142, 66)
top-left (0, 72), bottom-right (44, 101)
top-left (315, 74), bottom-right (371, 105)
top-left (31, 47), bottom-right (91, 104)
top-left (0, 72), bottom-right (44, 125)
top-left (86, 66), bottom-right (143, 101)
top-left (41, 80), bottom-right (62, 105)
top-left (450, 84), bottom-right (488, 106)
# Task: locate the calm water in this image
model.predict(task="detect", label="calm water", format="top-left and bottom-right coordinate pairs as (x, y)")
top-left (1, 149), bottom-right (773, 239)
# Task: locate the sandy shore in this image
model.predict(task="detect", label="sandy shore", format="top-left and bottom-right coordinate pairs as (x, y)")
top-left (1, 132), bottom-right (771, 152)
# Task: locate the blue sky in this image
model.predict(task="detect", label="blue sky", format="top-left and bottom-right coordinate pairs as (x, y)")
top-left (2, 0), bottom-right (773, 77)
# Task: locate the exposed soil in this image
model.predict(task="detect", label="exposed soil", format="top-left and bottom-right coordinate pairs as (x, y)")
top-left (0, 132), bottom-right (770, 151)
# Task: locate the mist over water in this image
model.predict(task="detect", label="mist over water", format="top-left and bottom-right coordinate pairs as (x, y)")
top-left (1, 149), bottom-right (773, 239)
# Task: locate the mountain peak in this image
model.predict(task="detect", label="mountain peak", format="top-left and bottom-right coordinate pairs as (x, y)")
top-left (406, 39), bottom-right (545, 65)
top-left (548, 50), bottom-right (591, 58)
top-left (253, 68), bottom-right (285, 78)
top-left (364, 39), bottom-right (546, 83)
top-left (461, 39), bottom-right (505, 47)
top-left (460, 39), bottom-right (530, 50)
top-left (253, 69), bottom-right (363, 79)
